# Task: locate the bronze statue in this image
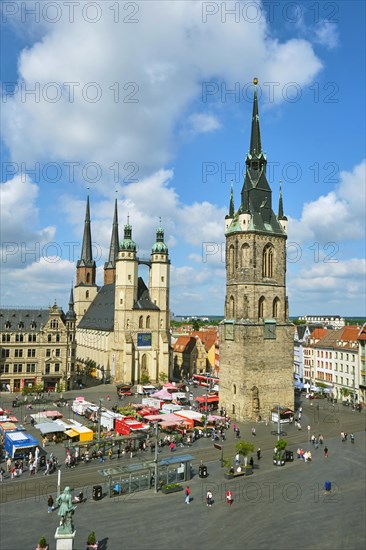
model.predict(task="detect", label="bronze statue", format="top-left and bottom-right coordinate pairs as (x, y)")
top-left (56, 487), bottom-right (76, 534)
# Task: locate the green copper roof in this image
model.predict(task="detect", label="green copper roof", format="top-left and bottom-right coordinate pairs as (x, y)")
top-left (152, 222), bottom-right (168, 254)
top-left (120, 222), bottom-right (136, 252)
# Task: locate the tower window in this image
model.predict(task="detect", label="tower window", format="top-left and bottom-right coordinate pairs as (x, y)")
top-left (228, 245), bottom-right (235, 274)
top-left (228, 296), bottom-right (235, 319)
top-left (139, 316), bottom-right (143, 329)
top-left (161, 276), bottom-right (164, 282)
top-left (128, 275), bottom-right (132, 281)
top-left (263, 244), bottom-right (274, 278)
top-left (273, 297), bottom-right (280, 318)
top-left (86, 290), bottom-right (89, 298)
top-left (146, 316), bottom-right (151, 329)
top-left (86, 272), bottom-right (90, 283)
top-left (241, 243), bottom-right (250, 268)
top-left (233, 384), bottom-right (237, 395)
top-left (258, 296), bottom-right (265, 319)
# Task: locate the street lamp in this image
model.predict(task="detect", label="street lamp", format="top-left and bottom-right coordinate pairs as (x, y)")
top-left (154, 421), bottom-right (159, 493)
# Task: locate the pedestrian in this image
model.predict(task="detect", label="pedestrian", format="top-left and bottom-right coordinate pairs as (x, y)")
top-left (185, 486), bottom-right (191, 504)
top-left (169, 441), bottom-right (175, 452)
top-left (6, 457), bottom-right (11, 472)
top-left (235, 428), bottom-right (240, 438)
top-left (44, 460), bottom-right (50, 476)
top-left (108, 448), bottom-right (113, 460)
top-left (226, 489), bottom-right (233, 506)
top-left (235, 453), bottom-right (240, 466)
top-left (206, 490), bottom-right (213, 507)
top-left (249, 456), bottom-right (254, 468)
top-left (47, 495), bottom-right (54, 513)
top-left (341, 431), bottom-right (345, 442)
top-left (117, 448), bottom-right (121, 459)
top-left (251, 427), bottom-right (256, 436)
top-left (0, 466), bottom-right (5, 482)
top-left (257, 448), bottom-right (261, 460)
top-left (344, 432), bottom-right (348, 441)
top-left (324, 446), bottom-right (329, 458)
top-left (233, 423), bottom-right (237, 433)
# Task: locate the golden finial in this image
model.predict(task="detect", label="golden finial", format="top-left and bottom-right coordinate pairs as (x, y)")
top-left (253, 77), bottom-right (259, 85)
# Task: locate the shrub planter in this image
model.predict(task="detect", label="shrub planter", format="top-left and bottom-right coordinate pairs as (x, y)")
top-left (162, 484), bottom-right (183, 494)
top-left (224, 473), bottom-right (234, 480)
top-left (244, 467), bottom-right (253, 476)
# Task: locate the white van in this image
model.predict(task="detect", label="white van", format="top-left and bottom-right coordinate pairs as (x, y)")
top-left (136, 385), bottom-right (157, 396)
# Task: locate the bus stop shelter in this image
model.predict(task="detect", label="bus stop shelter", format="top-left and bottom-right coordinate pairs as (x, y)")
top-left (99, 454), bottom-right (194, 497)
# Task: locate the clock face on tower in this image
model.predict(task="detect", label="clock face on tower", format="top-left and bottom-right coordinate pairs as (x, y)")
top-left (264, 321), bottom-right (276, 339)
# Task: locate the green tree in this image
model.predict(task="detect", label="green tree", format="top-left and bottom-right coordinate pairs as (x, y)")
top-left (235, 440), bottom-right (255, 466)
top-left (192, 320), bottom-right (200, 331)
top-left (159, 372), bottom-right (168, 384)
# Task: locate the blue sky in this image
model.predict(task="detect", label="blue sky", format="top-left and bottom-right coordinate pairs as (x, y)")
top-left (0, 0), bottom-right (365, 316)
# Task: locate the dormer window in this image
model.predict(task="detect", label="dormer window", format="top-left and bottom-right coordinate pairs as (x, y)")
top-left (5, 321), bottom-right (11, 329)
top-left (18, 321), bottom-right (24, 329)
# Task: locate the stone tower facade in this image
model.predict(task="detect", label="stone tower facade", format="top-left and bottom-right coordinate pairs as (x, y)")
top-left (219, 81), bottom-right (294, 421)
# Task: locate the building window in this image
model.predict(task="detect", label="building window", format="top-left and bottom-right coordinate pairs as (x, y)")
top-left (258, 296), bottom-right (265, 319)
top-left (1, 349), bottom-right (10, 358)
top-left (272, 297), bottom-right (280, 318)
top-left (228, 296), bottom-right (235, 319)
top-left (161, 276), bottom-right (164, 282)
top-left (15, 334), bottom-right (24, 342)
top-left (240, 244), bottom-right (250, 268)
top-left (48, 334), bottom-right (52, 342)
top-left (228, 244), bottom-right (235, 274)
top-left (146, 316), bottom-right (151, 329)
top-left (86, 291), bottom-right (89, 299)
top-left (50, 320), bottom-right (59, 330)
top-left (13, 364), bottom-right (23, 373)
top-left (0, 364), bottom-right (10, 374)
top-left (233, 384), bottom-right (237, 395)
top-left (86, 272), bottom-right (90, 284)
top-left (28, 334), bottom-right (36, 342)
top-left (55, 364), bottom-right (60, 373)
top-left (55, 349), bottom-right (60, 357)
top-left (262, 244), bottom-right (274, 278)
top-left (14, 349), bottom-right (23, 358)
top-left (2, 334), bottom-right (10, 342)
top-left (45, 364), bottom-right (50, 374)
top-left (27, 349), bottom-right (36, 358)
top-left (26, 363), bottom-right (36, 373)
top-left (5, 321), bottom-right (11, 329)
top-left (46, 349), bottom-right (51, 357)
top-left (139, 316), bottom-right (143, 329)
top-left (56, 334), bottom-right (60, 342)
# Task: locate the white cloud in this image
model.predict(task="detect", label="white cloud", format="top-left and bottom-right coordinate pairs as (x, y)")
top-left (2, 1), bottom-right (323, 181)
top-left (288, 160), bottom-right (366, 245)
top-left (186, 113), bottom-right (221, 135)
top-left (314, 21), bottom-right (339, 50)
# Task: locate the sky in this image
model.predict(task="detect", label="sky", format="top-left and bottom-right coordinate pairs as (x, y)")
top-left (0, 0), bottom-right (365, 317)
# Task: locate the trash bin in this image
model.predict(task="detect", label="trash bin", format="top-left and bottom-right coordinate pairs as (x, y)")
top-left (324, 480), bottom-right (331, 492)
top-left (92, 485), bottom-right (103, 501)
top-left (199, 465), bottom-right (208, 478)
top-left (285, 450), bottom-right (294, 462)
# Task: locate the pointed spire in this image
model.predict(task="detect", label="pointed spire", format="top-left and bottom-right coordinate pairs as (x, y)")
top-left (229, 179), bottom-right (235, 217)
top-left (249, 78), bottom-right (262, 156)
top-left (278, 180), bottom-right (288, 221)
top-left (66, 283), bottom-right (76, 320)
top-left (78, 195), bottom-right (94, 267)
top-left (152, 218), bottom-right (168, 254)
top-left (105, 199), bottom-right (119, 269)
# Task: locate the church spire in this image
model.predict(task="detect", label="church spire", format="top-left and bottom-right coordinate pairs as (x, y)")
top-left (76, 195), bottom-right (96, 286)
top-left (249, 77), bottom-right (262, 156)
top-left (278, 180), bottom-right (285, 219)
top-left (77, 195), bottom-right (94, 267)
top-left (229, 179), bottom-right (235, 217)
top-left (104, 199), bottom-right (120, 284)
top-left (66, 283), bottom-right (76, 320)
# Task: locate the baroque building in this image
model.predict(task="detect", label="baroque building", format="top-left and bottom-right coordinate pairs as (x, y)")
top-left (219, 80), bottom-right (294, 421)
top-left (0, 298), bottom-right (76, 392)
top-left (75, 198), bottom-right (171, 384)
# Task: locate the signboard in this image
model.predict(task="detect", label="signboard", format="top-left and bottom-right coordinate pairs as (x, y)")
top-left (137, 333), bottom-right (152, 348)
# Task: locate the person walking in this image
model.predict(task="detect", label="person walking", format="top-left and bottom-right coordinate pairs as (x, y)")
top-left (6, 457), bottom-right (11, 473)
top-left (47, 495), bottom-right (54, 513)
top-left (226, 489), bottom-right (233, 506)
top-left (251, 427), bottom-right (256, 437)
top-left (324, 446), bottom-right (329, 458)
top-left (257, 448), bottom-right (261, 460)
top-left (206, 490), bottom-right (213, 507)
top-left (185, 486), bottom-right (191, 504)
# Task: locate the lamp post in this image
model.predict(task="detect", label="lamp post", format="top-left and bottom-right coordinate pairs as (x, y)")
top-left (154, 421), bottom-right (159, 493)
top-left (97, 398), bottom-right (104, 448)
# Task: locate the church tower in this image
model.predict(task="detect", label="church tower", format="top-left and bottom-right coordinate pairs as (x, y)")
top-left (74, 196), bottom-right (98, 320)
top-left (104, 199), bottom-right (119, 285)
top-left (149, 221), bottom-right (170, 330)
top-left (219, 79), bottom-right (294, 421)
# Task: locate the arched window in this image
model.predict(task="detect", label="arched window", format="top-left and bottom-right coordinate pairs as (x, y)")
top-left (141, 353), bottom-right (148, 377)
top-left (86, 272), bottom-right (90, 284)
top-left (232, 404), bottom-right (235, 415)
top-left (262, 244), bottom-right (274, 278)
top-left (233, 384), bottom-right (237, 395)
top-left (47, 334), bottom-right (52, 342)
top-left (86, 290), bottom-right (89, 299)
top-left (228, 296), bottom-right (235, 319)
top-left (240, 243), bottom-right (250, 268)
top-left (273, 297), bottom-right (280, 318)
top-left (146, 316), bottom-right (151, 329)
top-left (139, 316), bottom-right (143, 329)
top-left (228, 244), bottom-right (235, 274)
top-left (258, 296), bottom-right (265, 319)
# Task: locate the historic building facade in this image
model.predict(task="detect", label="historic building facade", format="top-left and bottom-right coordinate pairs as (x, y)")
top-left (0, 299), bottom-right (76, 392)
top-left (219, 80), bottom-right (294, 421)
top-left (74, 199), bottom-right (171, 384)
